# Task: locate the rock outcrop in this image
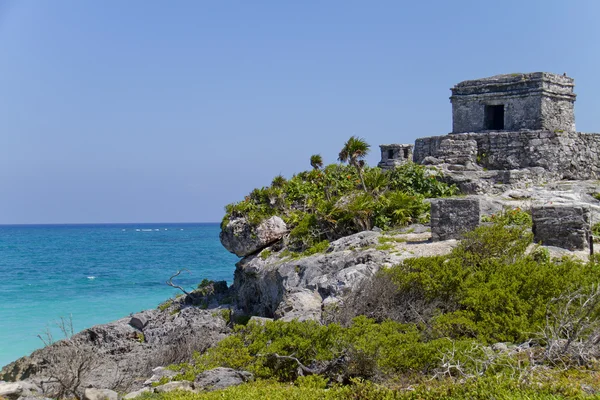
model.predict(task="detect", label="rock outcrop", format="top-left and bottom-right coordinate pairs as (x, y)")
top-left (0, 380), bottom-right (42, 400)
top-left (233, 228), bottom-right (457, 320)
top-left (0, 308), bottom-right (230, 395)
top-left (194, 367), bottom-right (253, 391)
top-left (220, 216), bottom-right (287, 257)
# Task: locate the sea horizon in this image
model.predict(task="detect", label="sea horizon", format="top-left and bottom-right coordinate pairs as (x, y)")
top-left (0, 223), bottom-right (238, 367)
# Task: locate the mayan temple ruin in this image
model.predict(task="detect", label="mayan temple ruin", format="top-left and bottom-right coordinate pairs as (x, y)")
top-left (381, 72), bottom-right (600, 251)
top-left (381, 72), bottom-right (600, 189)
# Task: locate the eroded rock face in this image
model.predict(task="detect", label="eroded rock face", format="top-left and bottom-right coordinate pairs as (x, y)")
top-left (220, 216), bottom-right (287, 257)
top-left (233, 230), bottom-right (455, 321)
top-left (0, 308), bottom-right (230, 395)
top-left (0, 380), bottom-right (42, 400)
top-left (194, 367), bottom-right (253, 392)
top-left (84, 388), bottom-right (118, 400)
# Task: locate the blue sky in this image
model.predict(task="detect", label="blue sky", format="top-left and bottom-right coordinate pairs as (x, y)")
top-left (1, 0), bottom-right (599, 223)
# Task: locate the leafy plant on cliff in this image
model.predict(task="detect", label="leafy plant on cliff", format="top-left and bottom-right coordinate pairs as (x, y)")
top-left (338, 136), bottom-right (370, 192)
top-left (222, 138), bottom-right (457, 252)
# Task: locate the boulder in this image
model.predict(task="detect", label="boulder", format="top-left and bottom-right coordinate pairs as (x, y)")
top-left (154, 381), bottom-right (194, 393)
top-left (16, 397), bottom-right (52, 400)
top-left (128, 312), bottom-right (151, 331)
top-left (220, 216), bottom-right (287, 257)
top-left (194, 368), bottom-right (253, 392)
top-left (274, 290), bottom-right (322, 322)
top-left (123, 387), bottom-right (152, 399)
top-left (0, 381), bottom-right (41, 400)
top-left (430, 197), bottom-right (481, 241)
top-left (83, 388), bottom-right (118, 400)
top-left (143, 366), bottom-right (178, 386)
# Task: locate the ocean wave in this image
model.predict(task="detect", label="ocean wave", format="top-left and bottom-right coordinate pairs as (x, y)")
top-left (87, 276), bottom-right (96, 280)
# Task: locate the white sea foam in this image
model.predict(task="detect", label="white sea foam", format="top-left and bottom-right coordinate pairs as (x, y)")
top-left (87, 276), bottom-right (96, 280)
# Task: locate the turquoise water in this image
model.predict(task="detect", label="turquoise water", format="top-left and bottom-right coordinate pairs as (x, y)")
top-left (0, 223), bottom-right (239, 367)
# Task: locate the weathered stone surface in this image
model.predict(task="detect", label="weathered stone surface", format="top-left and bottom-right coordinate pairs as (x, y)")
top-left (431, 197), bottom-right (481, 241)
top-left (16, 396), bottom-right (52, 400)
top-left (532, 205), bottom-right (591, 250)
top-left (154, 381), bottom-right (195, 393)
top-left (84, 388), bottom-right (118, 400)
top-left (123, 387), bottom-right (152, 399)
top-left (143, 366), bottom-right (178, 386)
top-left (194, 368), bottom-right (253, 392)
top-left (248, 316), bottom-right (273, 325)
top-left (274, 289), bottom-right (322, 322)
top-left (220, 216), bottom-right (287, 257)
top-left (129, 312), bottom-right (151, 331)
top-left (1, 308), bottom-right (229, 395)
top-left (0, 381), bottom-right (41, 400)
top-left (378, 144), bottom-right (413, 169)
top-left (414, 130), bottom-right (600, 183)
top-left (233, 229), bottom-right (463, 320)
top-left (450, 72), bottom-right (575, 134)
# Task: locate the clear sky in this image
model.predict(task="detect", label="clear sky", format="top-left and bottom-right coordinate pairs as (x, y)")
top-left (1, 0), bottom-right (599, 224)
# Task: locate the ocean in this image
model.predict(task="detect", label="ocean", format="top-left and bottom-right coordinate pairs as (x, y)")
top-left (0, 223), bottom-right (239, 368)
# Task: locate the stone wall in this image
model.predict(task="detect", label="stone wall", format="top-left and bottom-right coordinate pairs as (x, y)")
top-left (413, 131), bottom-right (600, 180)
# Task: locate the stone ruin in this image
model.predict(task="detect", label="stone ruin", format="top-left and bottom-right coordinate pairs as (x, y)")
top-left (378, 144), bottom-right (413, 170)
top-left (379, 72), bottom-right (599, 251)
top-left (410, 72), bottom-right (600, 188)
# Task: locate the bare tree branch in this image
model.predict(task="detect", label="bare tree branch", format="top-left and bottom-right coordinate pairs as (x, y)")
top-left (166, 269), bottom-right (191, 296)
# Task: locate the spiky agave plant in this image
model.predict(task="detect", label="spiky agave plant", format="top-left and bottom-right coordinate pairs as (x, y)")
top-left (338, 136), bottom-right (370, 192)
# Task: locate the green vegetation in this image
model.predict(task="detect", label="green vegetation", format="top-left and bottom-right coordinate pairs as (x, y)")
top-left (147, 220), bottom-right (600, 398)
top-left (481, 207), bottom-right (532, 226)
top-left (593, 222), bottom-right (600, 243)
top-left (157, 299), bottom-right (173, 311)
top-left (223, 137), bottom-right (457, 253)
top-left (593, 192), bottom-right (600, 201)
top-left (140, 372), bottom-right (600, 399)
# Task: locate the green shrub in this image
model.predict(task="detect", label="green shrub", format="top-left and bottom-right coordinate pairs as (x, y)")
top-left (382, 222), bottom-right (600, 343)
top-left (222, 155), bottom-right (456, 252)
top-left (481, 207), bottom-right (532, 226)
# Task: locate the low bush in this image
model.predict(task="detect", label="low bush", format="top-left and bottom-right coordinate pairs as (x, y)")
top-left (339, 221), bottom-right (600, 343)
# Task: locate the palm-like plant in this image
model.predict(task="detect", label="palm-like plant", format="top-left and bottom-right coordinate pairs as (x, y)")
top-left (338, 136), bottom-right (370, 192)
top-left (310, 154), bottom-right (323, 170)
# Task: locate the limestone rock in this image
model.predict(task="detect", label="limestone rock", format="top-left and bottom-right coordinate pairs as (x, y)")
top-left (123, 387), bottom-right (152, 399)
top-left (83, 388), bottom-right (118, 400)
top-left (430, 197), bottom-right (481, 241)
top-left (274, 290), bottom-right (322, 322)
top-left (143, 366), bottom-right (178, 386)
top-left (129, 311), bottom-right (151, 331)
top-left (1, 308), bottom-right (229, 396)
top-left (194, 368), bottom-right (253, 392)
top-left (0, 381), bottom-right (41, 400)
top-left (220, 216), bottom-right (287, 257)
top-left (154, 381), bottom-right (195, 393)
top-left (532, 204), bottom-right (591, 250)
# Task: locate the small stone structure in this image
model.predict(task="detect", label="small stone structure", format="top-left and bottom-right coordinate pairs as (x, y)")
top-left (430, 197), bottom-right (480, 241)
top-left (532, 205), bottom-right (591, 251)
top-left (451, 72), bottom-right (576, 133)
top-left (378, 144), bottom-right (413, 170)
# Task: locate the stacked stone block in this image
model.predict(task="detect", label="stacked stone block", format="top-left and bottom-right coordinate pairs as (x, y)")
top-left (531, 205), bottom-right (591, 250)
top-left (431, 198), bottom-right (480, 241)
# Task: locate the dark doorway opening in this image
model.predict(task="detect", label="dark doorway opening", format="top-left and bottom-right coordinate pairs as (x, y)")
top-left (388, 149), bottom-right (394, 159)
top-left (484, 105), bottom-right (504, 130)
top-left (403, 148), bottom-right (409, 159)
